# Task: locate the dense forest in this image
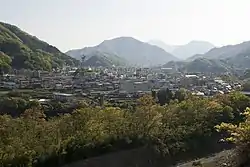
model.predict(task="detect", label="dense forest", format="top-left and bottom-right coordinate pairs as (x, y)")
top-left (1, 91), bottom-right (250, 167)
top-left (0, 22), bottom-right (79, 72)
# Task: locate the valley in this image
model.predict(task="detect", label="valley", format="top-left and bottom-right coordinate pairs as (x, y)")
top-left (1, 20), bottom-right (250, 167)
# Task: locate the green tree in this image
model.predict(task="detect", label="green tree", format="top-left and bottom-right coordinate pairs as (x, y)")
top-left (216, 92), bottom-right (250, 123)
top-left (157, 88), bottom-right (174, 105)
top-left (0, 97), bottom-right (28, 116)
top-left (216, 107), bottom-right (250, 165)
top-left (174, 88), bottom-right (188, 102)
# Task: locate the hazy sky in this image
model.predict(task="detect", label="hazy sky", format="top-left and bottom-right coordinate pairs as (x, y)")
top-left (1, 0), bottom-right (250, 52)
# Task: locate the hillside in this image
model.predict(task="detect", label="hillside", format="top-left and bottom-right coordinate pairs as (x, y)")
top-left (66, 37), bottom-right (178, 67)
top-left (225, 51), bottom-right (250, 70)
top-left (182, 58), bottom-right (233, 73)
top-left (192, 41), bottom-right (250, 60)
top-left (0, 22), bottom-right (79, 71)
top-left (163, 58), bottom-right (234, 73)
top-left (82, 53), bottom-right (126, 67)
top-left (188, 41), bottom-right (250, 72)
top-left (67, 47), bottom-right (127, 67)
top-left (162, 60), bottom-right (186, 72)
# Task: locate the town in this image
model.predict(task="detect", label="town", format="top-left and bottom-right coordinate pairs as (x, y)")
top-left (0, 66), bottom-right (243, 107)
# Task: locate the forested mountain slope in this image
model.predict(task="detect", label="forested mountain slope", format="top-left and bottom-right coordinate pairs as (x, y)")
top-left (0, 22), bottom-right (79, 71)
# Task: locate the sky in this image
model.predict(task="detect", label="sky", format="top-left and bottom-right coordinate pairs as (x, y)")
top-left (1, 0), bottom-right (250, 52)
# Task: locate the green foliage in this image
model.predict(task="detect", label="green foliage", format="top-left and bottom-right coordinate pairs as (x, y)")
top-left (1, 92), bottom-right (248, 166)
top-left (0, 22), bottom-right (79, 71)
top-left (0, 51), bottom-right (11, 73)
top-left (215, 92), bottom-right (250, 123)
top-left (156, 98), bottom-right (233, 156)
top-left (0, 97), bottom-right (30, 116)
top-left (216, 107), bottom-right (250, 165)
top-left (164, 58), bottom-right (235, 74)
top-left (174, 88), bottom-right (188, 102)
top-left (157, 88), bottom-right (189, 105)
top-left (82, 54), bottom-right (125, 67)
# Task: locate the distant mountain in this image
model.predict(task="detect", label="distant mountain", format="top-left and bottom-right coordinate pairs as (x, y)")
top-left (66, 37), bottom-right (178, 67)
top-left (172, 41), bottom-right (215, 60)
top-left (0, 22), bottom-right (79, 71)
top-left (148, 40), bottom-right (178, 53)
top-left (161, 40), bottom-right (250, 74)
top-left (148, 40), bottom-right (215, 60)
top-left (187, 41), bottom-right (250, 70)
top-left (66, 45), bottom-right (128, 67)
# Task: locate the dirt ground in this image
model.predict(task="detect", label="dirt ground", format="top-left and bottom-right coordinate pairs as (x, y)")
top-left (177, 150), bottom-right (240, 167)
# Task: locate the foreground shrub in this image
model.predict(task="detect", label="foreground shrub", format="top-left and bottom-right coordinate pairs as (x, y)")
top-left (216, 107), bottom-right (250, 165)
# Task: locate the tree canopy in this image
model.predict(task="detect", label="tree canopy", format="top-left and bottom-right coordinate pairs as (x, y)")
top-left (0, 91), bottom-right (248, 166)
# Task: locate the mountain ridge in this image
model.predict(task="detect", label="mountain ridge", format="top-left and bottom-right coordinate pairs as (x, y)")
top-left (187, 41), bottom-right (250, 71)
top-left (188, 41), bottom-right (250, 60)
top-left (66, 37), bottom-right (178, 67)
top-left (148, 40), bottom-right (215, 60)
top-left (164, 40), bottom-right (250, 74)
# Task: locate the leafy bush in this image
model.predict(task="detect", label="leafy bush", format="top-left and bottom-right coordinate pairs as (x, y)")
top-left (216, 107), bottom-right (250, 165)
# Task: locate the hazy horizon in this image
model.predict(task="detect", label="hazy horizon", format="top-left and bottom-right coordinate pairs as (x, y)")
top-left (1, 0), bottom-right (250, 52)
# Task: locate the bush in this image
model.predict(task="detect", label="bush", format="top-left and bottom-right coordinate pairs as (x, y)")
top-left (216, 107), bottom-right (250, 165)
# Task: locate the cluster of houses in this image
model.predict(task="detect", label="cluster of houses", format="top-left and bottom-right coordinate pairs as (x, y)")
top-left (0, 67), bottom-right (243, 104)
